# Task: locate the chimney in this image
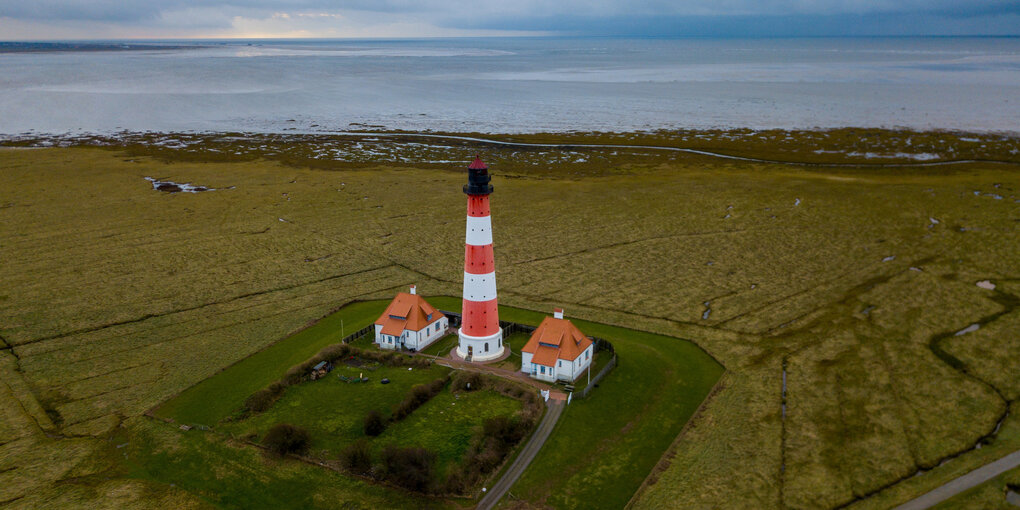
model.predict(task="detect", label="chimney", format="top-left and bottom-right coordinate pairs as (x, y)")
top-left (410, 285), bottom-right (416, 295)
top-left (554, 308), bottom-right (564, 319)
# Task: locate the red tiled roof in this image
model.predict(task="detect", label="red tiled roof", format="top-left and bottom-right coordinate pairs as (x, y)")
top-left (375, 292), bottom-right (443, 335)
top-left (522, 315), bottom-right (592, 362)
top-left (531, 346), bottom-right (559, 367)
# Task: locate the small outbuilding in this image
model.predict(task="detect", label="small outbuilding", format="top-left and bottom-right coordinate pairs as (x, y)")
top-left (310, 360), bottom-right (332, 380)
top-left (521, 308), bottom-right (594, 382)
top-left (374, 285), bottom-right (449, 352)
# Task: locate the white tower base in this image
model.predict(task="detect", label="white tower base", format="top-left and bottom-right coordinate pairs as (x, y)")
top-left (456, 328), bottom-right (505, 361)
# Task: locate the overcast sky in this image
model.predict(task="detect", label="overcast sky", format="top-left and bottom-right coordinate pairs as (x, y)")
top-left (1, 0), bottom-right (1018, 40)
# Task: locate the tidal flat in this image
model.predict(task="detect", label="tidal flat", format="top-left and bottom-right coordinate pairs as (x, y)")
top-left (1, 129), bottom-right (1018, 509)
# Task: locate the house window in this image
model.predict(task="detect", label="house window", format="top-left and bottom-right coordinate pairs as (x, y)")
top-left (558, 360), bottom-right (562, 367)
top-left (540, 366), bottom-right (545, 374)
top-left (586, 351), bottom-right (589, 360)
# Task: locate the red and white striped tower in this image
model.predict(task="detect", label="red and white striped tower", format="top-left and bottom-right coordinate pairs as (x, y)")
top-left (457, 156), bottom-right (504, 362)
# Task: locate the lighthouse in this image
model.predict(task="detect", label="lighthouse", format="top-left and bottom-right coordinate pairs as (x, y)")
top-left (457, 156), bottom-right (505, 362)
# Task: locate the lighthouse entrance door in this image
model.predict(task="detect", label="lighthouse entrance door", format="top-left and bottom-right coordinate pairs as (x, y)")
top-left (467, 345), bottom-right (473, 356)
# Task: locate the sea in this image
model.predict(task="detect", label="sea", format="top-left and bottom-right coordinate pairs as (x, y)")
top-left (1, 37), bottom-right (1019, 136)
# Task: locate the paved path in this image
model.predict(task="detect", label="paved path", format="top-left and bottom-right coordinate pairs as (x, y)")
top-left (894, 449), bottom-right (1020, 510)
top-left (422, 352), bottom-right (566, 397)
top-left (477, 398), bottom-right (566, 510)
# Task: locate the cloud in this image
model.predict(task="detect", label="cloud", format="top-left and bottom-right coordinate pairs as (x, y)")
top-left (1, 0), bottom-right (1018, 39)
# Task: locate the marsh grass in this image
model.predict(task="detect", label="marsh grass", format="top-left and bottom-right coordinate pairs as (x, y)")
top-left (1, 132), bottom-right (1018, 509)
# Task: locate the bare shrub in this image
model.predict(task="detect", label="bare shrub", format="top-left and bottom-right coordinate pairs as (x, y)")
top-left (392, 377), bottom-right (447, 421)
top-left (378, 446), bottom-right (438, 493)
top-left (244, 388), bottom-right (277, 413)
top-left (340, 439), bottom-right (373, 474)
top-left (363, 410), bottom-right (386, 436)
top-left (262, 423), bottom-right (310, 456)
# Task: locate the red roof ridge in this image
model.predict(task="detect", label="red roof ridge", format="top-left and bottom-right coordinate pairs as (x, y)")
top-left (468, 156), bottom-right (487, 170)
top-left (375, 291), bottom-right (443, 335)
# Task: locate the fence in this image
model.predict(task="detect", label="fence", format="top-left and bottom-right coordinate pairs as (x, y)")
top-left (341, 324), bottom-right (374, 344)
top-left (578, 354), bottom-right (617, 399)
top-left (440, 310), bottom-right (537, 337)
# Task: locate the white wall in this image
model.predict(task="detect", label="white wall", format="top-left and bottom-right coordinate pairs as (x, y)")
top-left (521, 351), bottom-right (533, 373)
top-left (522, 344), bottom-right (593, 383)
top-left (376, 317), bottom-right (449, 351)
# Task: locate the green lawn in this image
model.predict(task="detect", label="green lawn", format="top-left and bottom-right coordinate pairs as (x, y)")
top-left (380, 389), bottom-right (523, 475)
top-left (218, 362), bottom-right (451, 453)
top-left (421, 333), bottom-right (459, 356)
top-left (423, 297), bottom-right (725, 510)
top-left (571, 349), bottom-right (613, 394)
top-left (152, 300), bottom-right (390, 426)
top-left (118, 417), bottom-right (445, 510)
top-left (491, 331), bottom-right (531, 371)
top-left (151, 295), bottom-right (722, 509)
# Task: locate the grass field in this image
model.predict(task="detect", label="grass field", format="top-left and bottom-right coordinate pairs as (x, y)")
top-left (152, 300), bottom-right (389, 426)
top-left (421, 334), bottom-right (459, 356)
top-left (216, 363), bottom-right (451, 448)
top-left (2, 128), bottom-right (1019, 509)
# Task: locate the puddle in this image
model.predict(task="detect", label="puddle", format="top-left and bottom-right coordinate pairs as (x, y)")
top-left (145, 176), bottom-right (216, 193)
top-left (909, 267), bottom-right (923, 272)
top-left (928, 217), bottom-right (940, 228)
top-left (977, 280), bottom-right (996, 290)
top-left (702, 301), bottom-right (711, 320)
top-left (794, 198), bottom-right (801, 206)
top-left (883, 255), bottom-right (896, 262)
top-left (954, 323), bottom-right (980, 336)
top-left (861, 306), bottom-right (875, 316)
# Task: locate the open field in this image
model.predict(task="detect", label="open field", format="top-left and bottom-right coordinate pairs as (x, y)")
top-left (1, 129), bottom-right (1019, 508)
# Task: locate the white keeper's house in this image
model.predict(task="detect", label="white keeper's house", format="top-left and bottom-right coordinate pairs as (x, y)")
top-left (521, 308), bottom-right (594, 382)
top-left (374, 285), bottom-right (449, 351)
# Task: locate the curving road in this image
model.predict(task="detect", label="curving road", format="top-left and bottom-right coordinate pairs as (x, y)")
top-left (894, 449), bottom-right (1020, 510)
top-left (477, 398), bottom-right (566, 510)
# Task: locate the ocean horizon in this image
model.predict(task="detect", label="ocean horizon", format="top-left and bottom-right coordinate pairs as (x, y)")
top-left (2, 36), bottom-right (1019, 136)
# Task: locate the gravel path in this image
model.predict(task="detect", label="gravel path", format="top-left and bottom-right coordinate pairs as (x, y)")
top-left (477, 398), bottom-right (566, 510)
top-left (894, 449), bottom-right (1020, 510)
